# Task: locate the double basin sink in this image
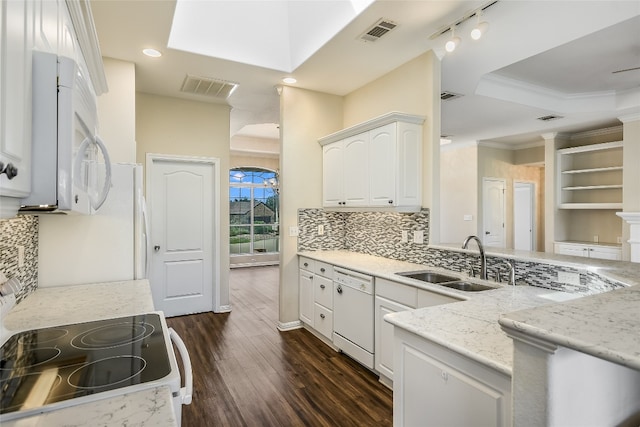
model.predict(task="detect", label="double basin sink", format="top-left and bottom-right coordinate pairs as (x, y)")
top-left (395, 271), bottom-right (494, 292)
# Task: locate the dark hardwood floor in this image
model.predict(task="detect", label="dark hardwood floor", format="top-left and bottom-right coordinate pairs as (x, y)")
top-left (167, 266), bottom-right (393, 427)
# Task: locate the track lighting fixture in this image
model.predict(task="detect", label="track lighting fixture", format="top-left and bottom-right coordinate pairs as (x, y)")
top-left (470, 11), bottom-right (489, 40)
top-left (445, 27), bottom-right (461, 53)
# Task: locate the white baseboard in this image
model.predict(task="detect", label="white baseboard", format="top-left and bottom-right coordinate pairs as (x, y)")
top-left (215, 304), bottom-right (232, 313)
top-left (277, 320), bottom-right (302, 331)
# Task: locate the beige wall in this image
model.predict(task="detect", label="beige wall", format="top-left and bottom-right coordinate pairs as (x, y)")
top-left (343, 51), bottom-right (442, 242)
top-left (136, 93), bottom-right (231, 309)
top-left (478, 145), bottom-right (545, 250)
top-left (621, 116), bottom-right (640, 260)
top-left (440, 144), bottom-right (478, 244)
top-left (97, 57), bottom-right (136, 163)
top-left (278, 86), bottom-right (343, 326)
top-left (230, 154), bottom-right (279, 171)
top-left (514, 145), bottom-right (544, 165)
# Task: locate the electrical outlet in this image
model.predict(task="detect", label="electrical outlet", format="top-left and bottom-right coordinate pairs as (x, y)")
top-left (289, 226), bottom-right (299, 237)
top-left (401, 231), bottom-right (408, 243)
top-left (593, 235), bottom-right (599, 243)
top-left (557, 271), bottom-right (580, 286)
top-left (317, 225), bottom-right (325, 235)
top-left (617, 236), bottom-right (622, 244)
top-left (463, 215), bottom-right (473, 221)
top-left (17, 245), bottom-right (25, 268)
top-left (413, 230), bottom-right (424, 244)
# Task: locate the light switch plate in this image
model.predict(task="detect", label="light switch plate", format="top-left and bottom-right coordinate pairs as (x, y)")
top-left (413, 230), bottom-right (424, 244)
top-left (317, 225), bottom-right (325, 235)
top-left (463, 215), bottom-right (473, 221)
top-left (401, 231), bottom-right (408, 243)
top-left (289, 226), bottom-right (299, 237)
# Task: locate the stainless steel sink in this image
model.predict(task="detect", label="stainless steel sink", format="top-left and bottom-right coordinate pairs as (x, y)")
top-left (396, 271), bottom-right (459, 284)
top-left (439, 281), bottom-right (494, 292)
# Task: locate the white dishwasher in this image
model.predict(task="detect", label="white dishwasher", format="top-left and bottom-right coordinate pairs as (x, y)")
top-left (333, 266), bottom-right (375, 369)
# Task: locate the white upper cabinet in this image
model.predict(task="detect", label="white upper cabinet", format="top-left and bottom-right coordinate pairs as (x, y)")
top-left (0, 0), bottom-right (34, 217)
top-left (319, 112), bottom-right (424, 211)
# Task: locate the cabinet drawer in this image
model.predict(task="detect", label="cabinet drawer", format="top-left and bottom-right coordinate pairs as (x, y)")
top-left (299, 256), bottom-right (315, 271)
top-left (314, 261), bottom-right (333, 279)
top-left (314, 276), bottom-right (333, 308)
top-left (314, 304), bottom-right (333, 339)
top-left (417, 289), bottom-right (461, 308)
top-left (376, 277), bottom-right (417, 308)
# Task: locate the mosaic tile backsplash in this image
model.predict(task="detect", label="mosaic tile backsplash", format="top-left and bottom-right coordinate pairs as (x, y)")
top-left (0, 216), bottom-right (38, 303)
top-left (298, 208), bottom-right (625, 295)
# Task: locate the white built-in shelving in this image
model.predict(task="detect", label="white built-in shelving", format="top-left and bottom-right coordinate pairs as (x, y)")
top-left (556, 140), bottom-right (623, 210)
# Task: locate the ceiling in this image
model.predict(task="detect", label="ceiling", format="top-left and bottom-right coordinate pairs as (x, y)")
top-left (90, 0), bottom-right (640, 148)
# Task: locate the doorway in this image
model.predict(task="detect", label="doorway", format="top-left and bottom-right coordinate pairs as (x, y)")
top-left (514, 181), bottom-right (535, 251)
top-left (146, 153), bottom-right (220, 316)
top-left (482, 178), bottom-right (506, 248)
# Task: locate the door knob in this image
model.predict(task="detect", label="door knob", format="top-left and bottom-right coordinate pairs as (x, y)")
top-left (485, 231), bottom-right (490, 235)
top-left (154, 245), bottom-right (160, 252)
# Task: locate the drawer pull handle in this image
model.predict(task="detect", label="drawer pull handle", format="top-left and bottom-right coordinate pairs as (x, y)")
top-left (304, 262), bottom-right (309, 267)
top-left (320, 268), bottom-right (325, 273)
top-left (320, 284), bottom-right (325, 289)
top-left (320, 313), bottom-right (326, 319)
top-left (336, 285), bottom-right (343, 294)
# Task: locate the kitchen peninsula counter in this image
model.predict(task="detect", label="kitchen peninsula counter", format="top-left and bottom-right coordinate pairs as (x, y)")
top-left (2, 280), bottom-right (178, 427)
top-left (298, 249), bottom-right (640, 374)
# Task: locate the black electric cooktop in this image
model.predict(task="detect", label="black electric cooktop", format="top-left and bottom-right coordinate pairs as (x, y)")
top-left (0, 313), bottom-right (172, 416)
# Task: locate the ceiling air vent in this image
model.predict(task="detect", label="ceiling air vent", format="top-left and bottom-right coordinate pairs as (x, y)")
top-left (359, 18), bottom-right (397, 42)
top-left (441, 91), bottom-right (463, 101)
top-left (537, 115), bottom-right (564, 122)
top-left (180, 74), bottom-right (238, 99)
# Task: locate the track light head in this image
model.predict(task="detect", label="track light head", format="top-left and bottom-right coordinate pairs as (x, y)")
top-left (471, 21), bottom-right (489, 40)
top-left (470, 11), bottom-right (489, 40)
top-left (445, 27), bottom-right (461, 53)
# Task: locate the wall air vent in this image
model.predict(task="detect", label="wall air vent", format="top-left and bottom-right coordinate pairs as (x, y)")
top-left (180, 74), bottom-right (238, 99)
top-left (358, 18), bottom-right (397, 42)
top-left (537, 115), bottom-right (564, 122)
top-left (441, 91), bottom-right (463, 101)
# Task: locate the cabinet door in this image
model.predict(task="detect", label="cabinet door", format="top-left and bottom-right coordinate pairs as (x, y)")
top-left (299, 270), bottom-right (314, 325)
top-left (0, 0), bottom-right (33, 203)
top-left (375, 295), bottom-right (411, 381)
top-left (555, 243), bottom-right (588, 258)
top-left (369, 123), bottom-right (396, 206)
top-left (322, 142), bottom-right (344, 207)
top-left (33, 0), bottom-right (58, 52)
top-left (396, 122), bottom-right (422, 206)
top-left (342, 134), bottom-right (369, 207)
top-left (588, 246), bottom-right (622, 261)
top-left (398, 344), bottom-right (504, 427)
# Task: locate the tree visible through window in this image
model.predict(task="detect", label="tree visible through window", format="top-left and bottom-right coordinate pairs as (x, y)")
top-left (229, 168), bottom-right (279, 255)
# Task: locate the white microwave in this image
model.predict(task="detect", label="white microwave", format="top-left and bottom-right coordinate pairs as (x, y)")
top-left (20, 51), bottom-right (111, 214)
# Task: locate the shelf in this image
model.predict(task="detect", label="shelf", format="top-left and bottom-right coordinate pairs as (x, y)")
top-left (562, 185), bottom-right (623, 191)
top-left (557, 140), bottom-right (622, 155)
top-left (562, 166), bottom-right (623, 174)
top-left (559, 203), bottom-right (623, 210)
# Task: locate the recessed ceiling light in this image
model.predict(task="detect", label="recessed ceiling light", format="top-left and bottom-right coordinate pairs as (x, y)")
top-left (282, 77), bottom-right (297, 84)
top-left (142, 48), bottom-right (162, 58)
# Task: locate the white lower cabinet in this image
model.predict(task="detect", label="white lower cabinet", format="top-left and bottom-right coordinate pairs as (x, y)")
top-left (298, 257), bottom-right (334, 340)
top-left (554, 242), bottom-right (622, 260)
top-left (375, 278), bottom-right (461, 387)
top-left (394, 327), bottom-right (512, 427)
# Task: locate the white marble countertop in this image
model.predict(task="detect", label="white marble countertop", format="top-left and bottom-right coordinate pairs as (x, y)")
top-left (499, 285), bottom-right (640, 371)
top-left (1, 280), bottom-right (178, 427)
top-left (299, 250), bottom-right (640, 375)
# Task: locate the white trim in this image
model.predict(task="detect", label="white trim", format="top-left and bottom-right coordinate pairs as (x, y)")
top-left (618, 113), bottom-right (640, 123)
top-left (318, 112), bottom-right (425, 146)
top-left (277, 320), bottom-right (303, 331)
top-left (65, 0), bottom-right (108, 95)
top-left (569, 125), bottom-right (623, 140)
top-left (482, 177), bottom-right (507, 248)
top-left (145, 153), bottom-right (222, 313)
top-left (230, 149), bottom-right (279, 159)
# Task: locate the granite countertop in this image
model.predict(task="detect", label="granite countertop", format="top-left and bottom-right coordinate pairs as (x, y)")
top-left (499, 285), bottom-right (640, 370)
top-left (299, 249), bottom-right (640, 375)
top-left (2, 280), bottom-right (178, 427)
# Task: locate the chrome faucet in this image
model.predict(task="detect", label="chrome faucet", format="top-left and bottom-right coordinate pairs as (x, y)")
top-left (462, 235), bottom-right (488, 280)
top-left (499, 260), bottom-right (516, 286)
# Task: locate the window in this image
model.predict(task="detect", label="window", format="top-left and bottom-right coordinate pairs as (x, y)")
top-left (229, 168), bottom-right (279, 256)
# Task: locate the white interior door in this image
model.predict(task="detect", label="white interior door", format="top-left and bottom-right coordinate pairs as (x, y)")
top-left (147, 154), bottom-right (216, 317)
top-left (482, 178), bottom-right (506, 248)
top-left (514, 182), bottom-right (535, 251)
